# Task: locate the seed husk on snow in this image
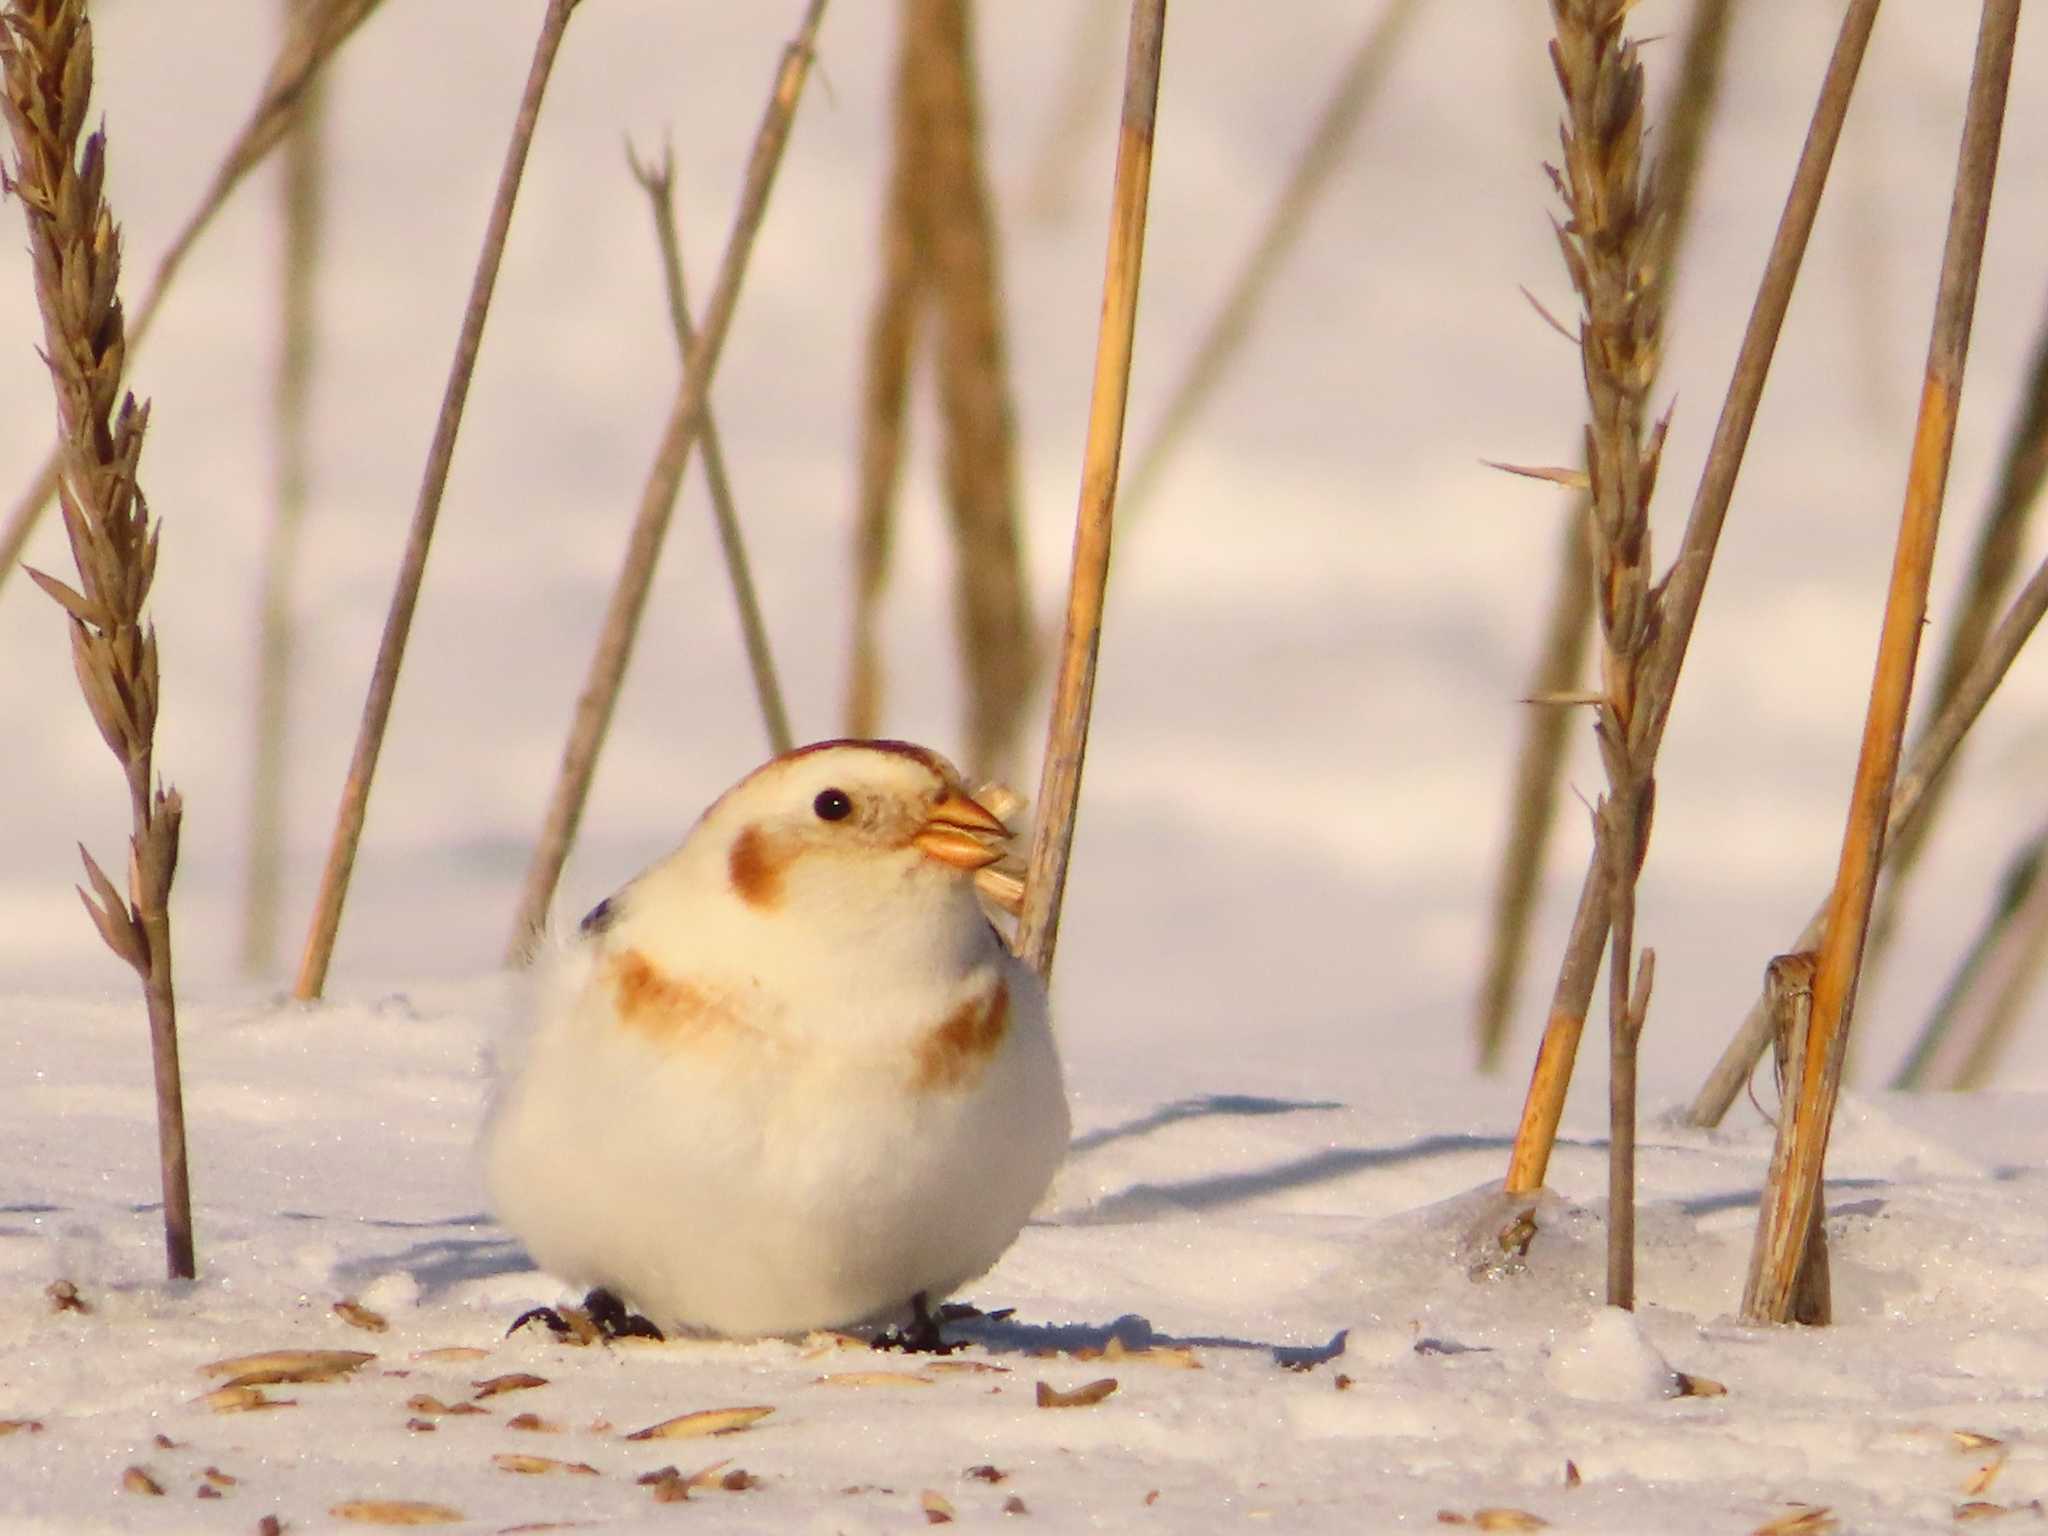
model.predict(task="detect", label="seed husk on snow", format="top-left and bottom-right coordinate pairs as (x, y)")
top-left (404, 1394), bottom-right (486, 1416)
top-left (0, 1420), bottom-right (44, 1436)
top-left (1962, 1451), bottom-right (2009, 1497)
top-left (200, 1349), bottom-right (375, 1386)
top-left (1034, 1377), bottom-right (1117, 1408)
top-left (46, 1280), bottom-right (88, 1314)
top-left (470, 1372), bottom-right (549, 1399)
top-left (922, 1489), bottom-right (956, 1523)
top-left (411, 1346), bottom-right (490, 1363)
top-left (814, 1370), bottom-right (934, 1388)
top-left (119, 1466), bottom-right (164, 1496)
top-left (491, 1452), bottom-right (598, 1476)
top-left (330, 1498), bottom-right (465, 1525)
top-left (1674, 1371), bottom-right (1727, 1397)
top-left (334, 1300), bottom-right (390, 1333)
top-left (1750, 1507), bottom-right (1836, 1536)
top-left (194, 1384), bottom-right (296, 1413)
top-left (505, 1411), bottom-right (558, 1432)
top-left (623, 1405), bottom-right (774, 1440)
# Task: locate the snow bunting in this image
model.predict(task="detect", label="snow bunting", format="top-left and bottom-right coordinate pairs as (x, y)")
top-left (483, 739), bottom-right (1069, 1340)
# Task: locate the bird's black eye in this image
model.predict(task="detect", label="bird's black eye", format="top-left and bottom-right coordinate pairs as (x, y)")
top-left (813, 788), bottom-right (852, 822)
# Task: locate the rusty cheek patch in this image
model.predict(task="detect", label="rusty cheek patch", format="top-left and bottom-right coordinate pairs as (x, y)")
top-left (727, 825), bottom-right (786, 909)
top-left (607, 949), bottom-right (746, 1048)
top-left (912, 980), bottom-right (1010, 1094)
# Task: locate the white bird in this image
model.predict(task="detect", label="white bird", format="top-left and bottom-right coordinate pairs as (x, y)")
top-left (482, 739), bottom-right (1069, 1341)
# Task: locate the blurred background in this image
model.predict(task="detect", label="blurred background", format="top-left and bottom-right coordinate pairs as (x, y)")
top-left (1, 0), bottom-right (2044, 1115)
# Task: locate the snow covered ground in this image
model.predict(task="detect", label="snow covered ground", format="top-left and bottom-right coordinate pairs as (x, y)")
top-left (5, 1), bottom-right (2048, 1530)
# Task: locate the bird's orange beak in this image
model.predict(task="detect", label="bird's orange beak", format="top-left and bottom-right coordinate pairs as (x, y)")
top-left (912, 788), bottom-right (1010, 872)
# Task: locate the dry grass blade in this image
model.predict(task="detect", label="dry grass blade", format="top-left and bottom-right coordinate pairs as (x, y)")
top-left (1507, 0), bottom-right (1879, 1189)
top-left (296, 0), bottom-right (585, 999)
top-left (844, 3), bottom-right (924, 745)
top-left (1692, 541), bottom-right (2048, 1121)
top-left (1743, 0), bottom-right (2019, 1325)
top-left (918, 0), bottom-right (1035, 773)
top-left (243, 5), bottom-right (327, 976)
top-left (1864, 283), bottom-right (2048, 982)
top-left (504, 0), bottom-right (829, 965)
top-left (2, 0), bottom-right (194, 1281)
top-left (1034, 1376), bottom-right (1119, 1408)
top-left (1014, 0), bottom-right (1167, 981)
top-left (625, 139), bottom-right (792, 758)
top-left (1118, 0), bottom-right (1423, 524)
top-left (0, 0), bottom-right (382, 601)
top-left (1474, 0), bottom-right (1736, 1077)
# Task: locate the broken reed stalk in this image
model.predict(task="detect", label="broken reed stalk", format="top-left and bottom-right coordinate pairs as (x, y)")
top-left (1504, 0), bottom-right (1879, 1193)
top-left (243, 0), bottom-right (328, 976)
top-left (1862, 284), bottom-right (2048, 982)
top-left (1741, 954), bottom-right (1830, 1323)
top-left (503, 0), bottom-right (828, 965)
top-left (625, 141), bottom-right (792, 757)
top-left (1540, 0), bottom-right (1669, 1311)
top-left (1014, 0), bottom-right (1166, 983)
top-left (1117, 0), bottom-right (1421, 525)
top-left (919, 0), bottom-right (1035, 774)
top-left (2, 0), bottom-right (193, 1278)
top-left (1894, 828), bottom-right (2048, 1090)
top-left (294, 0), bottom-right (582, 1000)
top-left (1689, 539), bottom-right (2048, 1122)
top-left (842, 1), bottom-right (925, 746)
top-left (0, 0), bottom-right (384, 600)
top-left (1476, 0), bottom-right (1736, 1074)
top-left (1743, 0), bottom-right (2017, 1326)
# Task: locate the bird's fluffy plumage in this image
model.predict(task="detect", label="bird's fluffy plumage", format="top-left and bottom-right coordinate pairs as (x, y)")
top-left (481, 740), bottom-right (1069, 1338)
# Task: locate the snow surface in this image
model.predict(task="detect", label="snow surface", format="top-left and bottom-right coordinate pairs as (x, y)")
top-left (5, 0), bottom-right (2048, 1531)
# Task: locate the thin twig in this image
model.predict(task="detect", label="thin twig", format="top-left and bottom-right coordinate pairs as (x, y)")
top-left (1118, 0), bottom-right (1420, 525)
top-left (1476, 0), bottom-right (1738, 1075)
top-left (1014, 0), bottom-right (1167, 981)
top-left (294, 0), bottom-right (583, 1000)
top-left (504, 0), bottom-right (830, 964)
top-left (1688, 540), bottom-right (2048, 1123)
top-left (0, 0), bottom-right (385, 599)
top-left (3, 0), bottom-right (193, 1277)
top-left (625, 140), bottom-right (792, 757)
top-left (1504, 0), bottom-right (1879, 1193)
top-left (244, 0), bottom-right (328, 976)
top-left (1744, 0), bottom-right (2017, 1326)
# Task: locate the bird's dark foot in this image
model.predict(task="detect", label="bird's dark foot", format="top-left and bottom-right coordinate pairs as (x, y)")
top-left (582, 1286), bottom-right (665, 1342)
top-left (507, 1304), bottom-right (574, 1339)
top-left (506, 1288), bottom-right (664, 1343)
top-left (872, 1291), bottom-right (961, 1355)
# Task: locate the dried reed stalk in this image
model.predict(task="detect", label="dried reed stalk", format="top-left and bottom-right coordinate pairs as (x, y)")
top-left (3, 0), bottom-right (193, 1277)
top-left (1117, 0), bottom-right (1421, 525)
top-left (625, 141), bottom-right (792, 757)
top-left (1743, 0), bottom-right (2018, 1325)
top-left (296, 0), bottom-right (583, 999)
top-left (1505, 0), bottom-right (1879, 1192)
top-left (243, 0), bottom-right (328, 976)
top-left (504, 0), bottom-right (829, 964)
top-left (1013, 0), bottom-right (1166, 981)
top-left (0, 0), bottom-right (384, 599)
top-left (843, 6), bottom-right (924, 745)
top-left (1476, 0), bottom-right (1735, 1074)
top-left (1690, 539), bottom-right (2048, 1122)
top-left (1862, 285), bottom-right (2048, 979)
top-left (1894, 827), bottom-right (2048, 1091)
top-left (918, 0), bottom-right (1034, 773)
top-left (1745, 954), bottom-right (1829, 1324)
top-left (843, 0), bottom-right (1032, 773)
top-left (1538, 0), bottom-right (1670, 1310)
